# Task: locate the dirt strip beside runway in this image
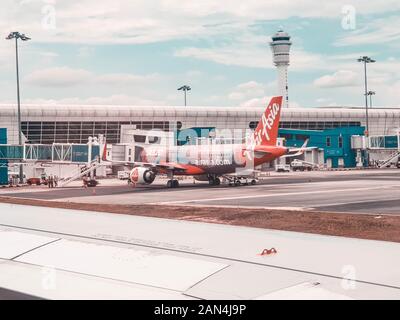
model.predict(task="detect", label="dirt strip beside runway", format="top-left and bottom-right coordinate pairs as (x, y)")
top-left (1, 196), bottom-right (399, 243)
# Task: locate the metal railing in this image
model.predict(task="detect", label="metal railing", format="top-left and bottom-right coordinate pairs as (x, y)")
top-left (379, 151), bottom-right (400, 168)
top-left (57, 160), bottom-right (103, 187)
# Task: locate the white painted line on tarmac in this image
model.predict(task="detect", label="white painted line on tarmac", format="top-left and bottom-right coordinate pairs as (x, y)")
top-left (310, 197), bottom-right (400, 210)
top-left (158, 185), bottom-right (400, 205)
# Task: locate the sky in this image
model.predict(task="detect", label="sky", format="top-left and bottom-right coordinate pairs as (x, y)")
top-left (0, 0), bottom-right (400, 108)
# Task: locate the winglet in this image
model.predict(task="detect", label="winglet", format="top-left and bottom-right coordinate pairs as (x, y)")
top-left (301, 139), bottom-right (309, 149)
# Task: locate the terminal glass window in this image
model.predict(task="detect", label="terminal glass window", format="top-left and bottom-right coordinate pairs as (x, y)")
top-left (68, 123), bottom-right (82, 143)
top-left (296, 134), bottom-right (310, 141)
top-left (41, 122), bottom-right (55, 144)
top-left (22, 121), bottom-right (170, 144)
top-left (338, 136), bottom-right (343, 148)
top-left (134, 135), bottom-right (147, 143)
top-left (55, 122), bottom-right (69, 143)
top-left (280, 133), bottom-right (293, 140)
top-left (326, 137), bottom-right (331, 147)
top-left (278, 121), bottom-right (361, 130)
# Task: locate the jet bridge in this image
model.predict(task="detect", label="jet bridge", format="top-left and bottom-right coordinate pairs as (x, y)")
top-left (352, 133), bottom-right (400, 168)
top-left (0, 143), bottom-right (100, 163)
top-left (0, 137), bottom-right (104, 186)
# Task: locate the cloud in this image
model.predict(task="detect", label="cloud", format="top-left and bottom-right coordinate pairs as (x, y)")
top-left (77, 47), bottom-right (94, 58)
top-left (313, 57), bottom-right (400, 93)
top-left (2, 0), bottom-right (400, 108)
top-left (186, 70), bottom-right (204, 77)
top-left (78, 94), bottom-right (166, 105)
top-left (15, 94), bottom-right (166, 106)
top-left (24, 67), bottom-right (161, 88)
top-left (95, 73), bottom-right (161, 85)
top-left (2, 1), bottom-right (399, 45)
top-left (0, 40), bottom-right (15, 70)
top-left (175, 31), bottom-right (329, 72)
top-left (313, 70), bottom-right (360, 88)
top-left (335, 15), bottom-right (400, 47)
top-left (229, 81), bottom-right (266, 100)
top-left (39, 51), bottom-right (58, 57)
top-left (226, 81), bottom-right (279, 107)
top-left (240, 96), bottom-right (272, 108)
top-left (24, 66), bottom-right (92, 87)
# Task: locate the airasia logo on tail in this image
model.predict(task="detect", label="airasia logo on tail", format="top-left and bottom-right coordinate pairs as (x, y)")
top-left (251, 98), bottom-right (282, 147)
top-left (261, 102), bottom-right (280, 142)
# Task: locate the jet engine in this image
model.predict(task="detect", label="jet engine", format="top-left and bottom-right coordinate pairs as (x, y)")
top-left (130, 167), bottom-right (156, 185)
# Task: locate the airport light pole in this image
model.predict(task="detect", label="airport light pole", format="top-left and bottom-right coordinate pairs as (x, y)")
top-left (357, 56), bottom-right (375, 166)
top-left (178, 85), bottom-right (191, 106)
top-left (6, 32), bottom-right (30, 183)
top-left (367, 90), bottom-right (375, 108)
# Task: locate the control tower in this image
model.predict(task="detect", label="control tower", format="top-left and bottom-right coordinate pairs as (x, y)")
top-left (270, 30), bottom-right (292, 108)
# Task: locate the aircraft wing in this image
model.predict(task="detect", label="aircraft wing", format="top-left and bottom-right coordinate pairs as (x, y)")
top-left (283, 139), bottom-right (317, 158)
top-left (1, 202), bottom-right (399, 300)
top-left (242, 146), bottom-right (273, 158)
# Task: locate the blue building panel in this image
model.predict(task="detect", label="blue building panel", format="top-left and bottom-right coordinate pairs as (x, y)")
top-left (279, 126), bottom-right (365, 168)
top-left (92, 145), bottom-right (100, 161)
top-left (384, 136), bottom-right (398, 148)
top-left (71, 145), bottom-right (100, 163)
top-left (0, 128), bottom-right (8, 185)
top-left (177, 127), bottom-right (215, 145)
top-left (326, 149), bottom-right (343, 157)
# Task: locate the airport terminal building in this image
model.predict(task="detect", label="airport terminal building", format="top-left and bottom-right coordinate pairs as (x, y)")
top-left (1, 104), bottom-right (400, 175)
top-left (1, 104), bottom-right (400, 145)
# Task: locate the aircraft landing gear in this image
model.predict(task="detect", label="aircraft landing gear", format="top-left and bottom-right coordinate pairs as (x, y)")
top-left (167, 179), bottom-right (179, 188)
top-left (208, 176), bottom-right (221, 186)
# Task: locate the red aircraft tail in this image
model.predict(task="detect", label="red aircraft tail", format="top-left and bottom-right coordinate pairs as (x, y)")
top-left (252, 96), bottom-right (283, 146)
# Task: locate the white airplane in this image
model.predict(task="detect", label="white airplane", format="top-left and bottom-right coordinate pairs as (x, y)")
top-left (104, 96), bottom-right (311, 188)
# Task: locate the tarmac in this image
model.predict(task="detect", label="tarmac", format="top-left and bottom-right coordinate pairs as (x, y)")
top-left (2, 169), bottom-right (400, 215)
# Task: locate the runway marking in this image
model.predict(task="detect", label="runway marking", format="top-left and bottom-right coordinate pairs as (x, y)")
top-left (311, 197), bottom-right (400, 210)
top-left (157, 185), bottom-right (400, 205)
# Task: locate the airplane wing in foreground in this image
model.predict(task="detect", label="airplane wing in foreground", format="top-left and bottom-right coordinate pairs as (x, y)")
top-left (0, 202), bottom-right (399, 300)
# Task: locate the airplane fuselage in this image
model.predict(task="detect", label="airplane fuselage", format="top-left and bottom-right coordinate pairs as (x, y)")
top-left (137, 143), bottom-right (288, 176)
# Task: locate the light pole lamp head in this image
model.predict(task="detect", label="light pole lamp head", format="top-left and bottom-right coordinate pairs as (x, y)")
top-left (20, 34), bottom-right (31, 41)
top-left (6, 31), bottom-right (31, 41)
top-left (358, 56), bottom-right (375, 63)
top-left (6, 33), bottom-right (15, 40)
top-left (178, 85), bottom-right (191, 92)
